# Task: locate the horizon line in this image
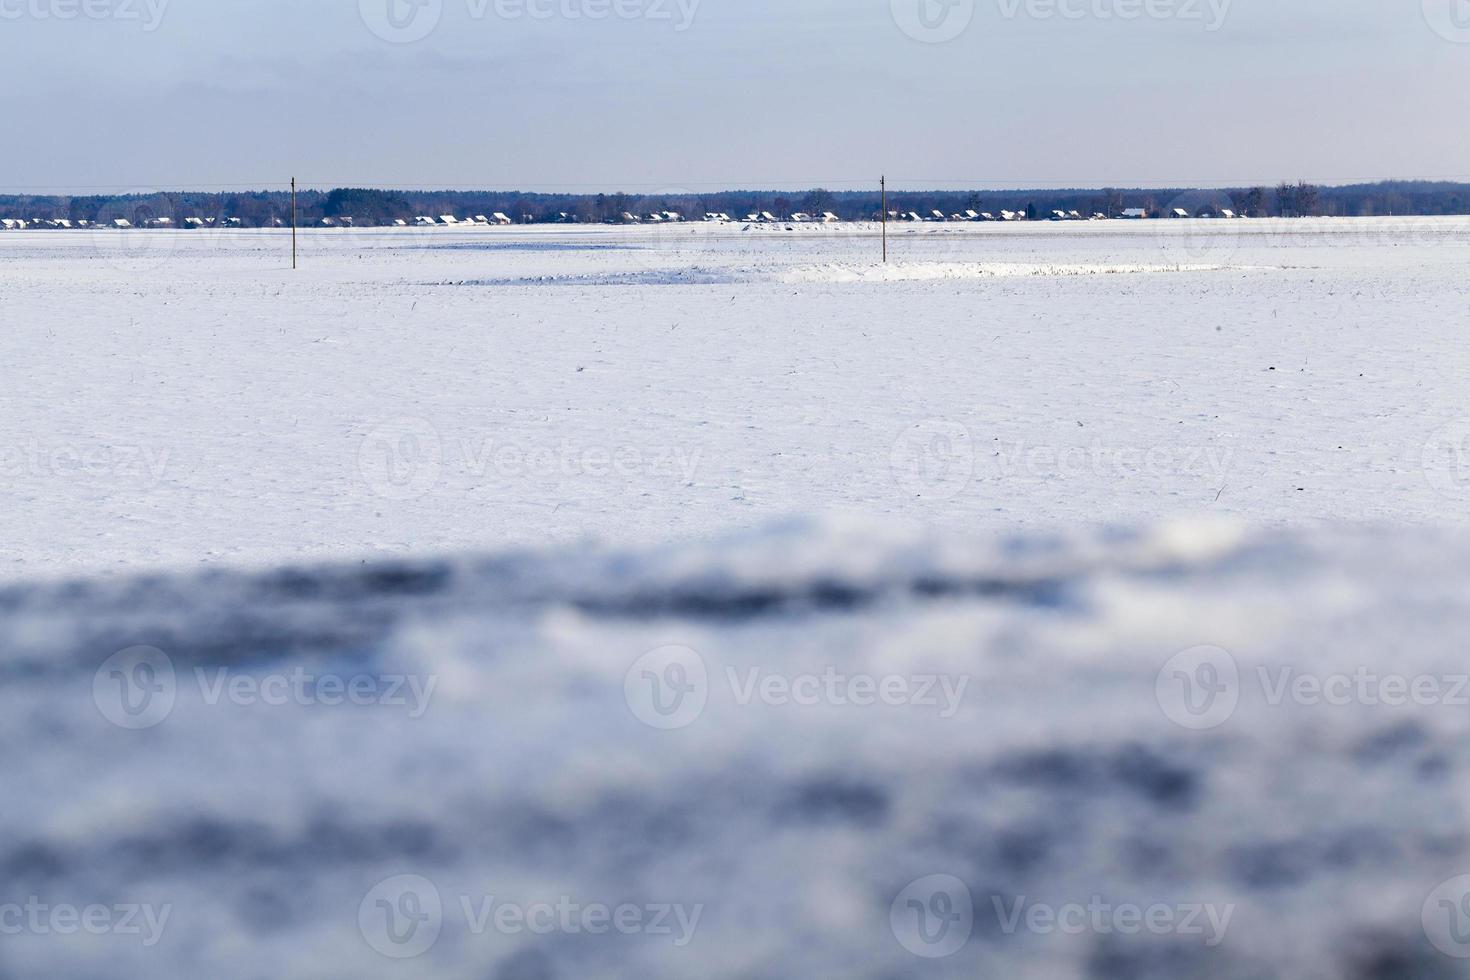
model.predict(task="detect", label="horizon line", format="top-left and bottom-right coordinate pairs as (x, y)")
top-left (3, 176), bottom-right (1470, 197)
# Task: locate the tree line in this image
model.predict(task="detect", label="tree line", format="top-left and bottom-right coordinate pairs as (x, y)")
top-left (1, 180), bottom-right (1466, 226)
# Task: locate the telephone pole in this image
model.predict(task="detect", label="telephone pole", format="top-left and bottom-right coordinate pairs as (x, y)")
top-left (881, 175), bottom-right (887, 263)
top-left (291, 177), bottom-right (297, 270)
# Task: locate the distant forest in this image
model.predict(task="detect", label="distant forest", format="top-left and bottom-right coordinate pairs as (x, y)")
top-left (2, 181), bottom-right (1468, 226)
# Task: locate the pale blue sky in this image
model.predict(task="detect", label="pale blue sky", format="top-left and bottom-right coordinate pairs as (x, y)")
top-left (2, 0), bottom-right (1467, 192)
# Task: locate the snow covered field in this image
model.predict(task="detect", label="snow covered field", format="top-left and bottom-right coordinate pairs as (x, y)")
top-left (5, 217), bottom-right (1470, 979)
top-left (2, 217), bottom-right (1468, 579)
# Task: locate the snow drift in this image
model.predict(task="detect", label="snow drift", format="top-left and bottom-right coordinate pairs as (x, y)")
top-left (2, 517), bottom-right (1468, 978)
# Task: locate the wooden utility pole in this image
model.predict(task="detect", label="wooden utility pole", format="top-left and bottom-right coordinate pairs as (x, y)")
top-left (291, 177), bottom-right (297, 270)
top-left (881, 175), bottom-right (887, 263)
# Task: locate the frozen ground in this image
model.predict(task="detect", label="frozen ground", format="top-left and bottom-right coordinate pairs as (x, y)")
top-left (5, 218), bottom-right (1470, 979)
top-left (8, 518), bottom-right (1470, 978)
top-left (2, 217), bottom-right (1468, 580)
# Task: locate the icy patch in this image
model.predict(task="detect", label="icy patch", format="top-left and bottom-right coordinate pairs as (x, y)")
top-left (2, 519), bottom-right (1468, 978)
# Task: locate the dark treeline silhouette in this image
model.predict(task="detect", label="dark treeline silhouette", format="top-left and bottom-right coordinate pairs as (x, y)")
top-left (2, 180), bottom-right (1467, 226)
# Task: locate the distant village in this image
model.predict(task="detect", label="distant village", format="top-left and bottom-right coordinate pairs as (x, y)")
top-left (0, 178), bottom-right (1464, 230)
top-left (0, 205), bottom-right (1242, 231)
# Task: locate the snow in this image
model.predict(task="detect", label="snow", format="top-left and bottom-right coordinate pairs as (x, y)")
top-left (776, 261), bottom-right (1231, 283)
top-left (5, 518), bottom-right (1470, 978)
top-left (2, 217), bottom-right (1467, 581)
top-left (3, 217), bottom-right (1470, 977)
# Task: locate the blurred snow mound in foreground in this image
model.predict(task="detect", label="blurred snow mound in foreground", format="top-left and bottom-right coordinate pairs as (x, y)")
top-left (3, 517), bottom-right (1469, 979)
